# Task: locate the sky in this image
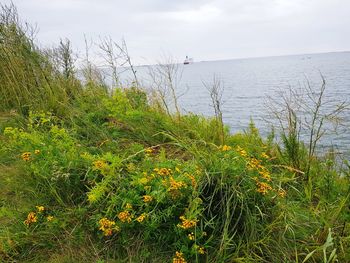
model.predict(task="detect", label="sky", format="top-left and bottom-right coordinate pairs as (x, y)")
top-left (3, 0), bottom-right (350, 65)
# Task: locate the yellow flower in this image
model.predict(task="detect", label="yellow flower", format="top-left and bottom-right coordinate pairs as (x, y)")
top-left (36, 205), bottom-right (45, 213)
top-left (136, 213), bottom-right (147, 223)
top-left (154, 167), bottom-right (172, 176)
top-left (21, 152), bottom-right (31, 161)
top-left (198, 246), bottom-right (205, 254)
top-left (98, 218), bottom-right (118, 236)
top-left (93, 160), bottom-right (107, 170)
top-left (221, 145), bottom-right (232, 151)
top-left (118, 211), bottom-right (133, 223)
top-left (258, 169), bottom-right (271, 181)
top-left (145, 147), bottom-right (154, 154)
top-left (177, 216), bottom-right (198, 229)
top-left (173, 251), bottom-right (187, 263)
top-left (256, 181), bottom-right (272, 195)
top-left (248, 158), bottom-right (261, 170)
top-left (24, 212), bottom-right (37, 226)
top-left (47, 215), bottom-right (54, 221)
top-left (236, 146), bottom-right (248, 157)
top-left (166, 177), bottom-right (187, 198)
top-left (278, 189), bottom-right (287, 198)
top-left (143, 195), bottom-right (153, 203)
top-left (188, 232), bottom-right (195, 240)
top-left (125, 203), bottom-right (133, 210)
top-left (261, 152), bottom-right (270, 159)
top-left (185, 173), bottom-right (197, 188)
top-left (169, 177), bottom-right (186, 190)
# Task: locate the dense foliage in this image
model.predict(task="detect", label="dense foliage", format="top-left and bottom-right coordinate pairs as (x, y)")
top-left (1, 4), bottom-right (350, 263)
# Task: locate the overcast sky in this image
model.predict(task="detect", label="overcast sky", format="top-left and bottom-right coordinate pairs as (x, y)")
top-left (3, 0), bottom-right (350, 64)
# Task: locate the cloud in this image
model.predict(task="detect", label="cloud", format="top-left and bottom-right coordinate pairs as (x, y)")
top-left (2, 0), bottom-right (350, 64)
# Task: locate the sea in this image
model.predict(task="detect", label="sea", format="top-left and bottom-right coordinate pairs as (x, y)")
top-left (118, 51), bottom-right (350, 156)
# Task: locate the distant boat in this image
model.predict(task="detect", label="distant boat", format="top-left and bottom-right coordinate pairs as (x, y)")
top-left (184, 56), bottom-right (193, 65)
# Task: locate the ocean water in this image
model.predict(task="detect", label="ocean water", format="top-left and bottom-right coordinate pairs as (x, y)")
top-left (123, 52), bottom-right (350, 154)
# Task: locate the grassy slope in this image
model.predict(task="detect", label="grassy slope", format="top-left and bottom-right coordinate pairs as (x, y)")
top-left (0, 94), bottom-right (349, 263)
top-left (1, 5), bottom-right (349, 261)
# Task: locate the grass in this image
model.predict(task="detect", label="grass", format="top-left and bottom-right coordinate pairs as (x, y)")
top-left (1, 4), bottom-right (350, 263)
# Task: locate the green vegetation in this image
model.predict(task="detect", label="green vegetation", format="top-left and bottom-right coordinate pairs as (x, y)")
top-left (1, 4), bottom-right (350, 263)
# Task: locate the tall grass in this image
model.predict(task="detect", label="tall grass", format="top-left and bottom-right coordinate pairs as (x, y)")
top-left (0, 4), bottom-right (81, 115)
top-left (0, 4), bottom-right (349, 263)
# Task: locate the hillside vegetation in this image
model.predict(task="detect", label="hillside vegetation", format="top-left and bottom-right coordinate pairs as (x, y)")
top-left (1, 4), bottom-right (350, 263)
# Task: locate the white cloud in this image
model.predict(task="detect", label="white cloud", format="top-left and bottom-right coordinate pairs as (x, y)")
top-left (1, 0), bottom-right (349, 64)
top-left (163, 5), bottom-right (222, 23)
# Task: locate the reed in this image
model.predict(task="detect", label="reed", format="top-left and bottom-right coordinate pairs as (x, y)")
top-left (0, 3), bottom-right (81, 115)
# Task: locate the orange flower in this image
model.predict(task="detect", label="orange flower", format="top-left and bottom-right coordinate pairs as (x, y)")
top-left (248, 158), bottom-right (261, 170)
top-left (118, 211), bottom-right (133, 223)
top-left (256, 181), bottom-right (272, 195)
top-left (154, 167), bottom-right (172, 176)
top-left (173, 251), bottom-right (187, 263)
top-left (21, 152), bottom-right (31, 161)
top-left (24, 212), bottom-right (37, 226)
top-left (143, 195), bottom-right (153, 203)
top-left (258, 169), bottom-right (271, 181)
top-left (177, 216), bottom-right (198, 229)
top-left (136, 213), bottom-right (147, 223)
top-left (98, 218), bottom-right (119, 236)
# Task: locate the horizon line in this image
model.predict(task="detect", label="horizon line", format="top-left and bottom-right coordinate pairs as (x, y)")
top-left (135, 50), bottom-right (350, 67)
